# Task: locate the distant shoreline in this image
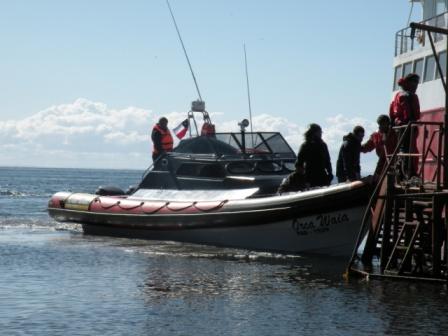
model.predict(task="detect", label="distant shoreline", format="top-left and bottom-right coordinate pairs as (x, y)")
top-left (0, 165), bottom-right (144, 172)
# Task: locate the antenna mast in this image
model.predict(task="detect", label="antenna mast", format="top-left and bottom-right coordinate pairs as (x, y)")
top-left (244, 44), bottom-right (254, 135)
top-left (166, 0), bottom-right (203, 101)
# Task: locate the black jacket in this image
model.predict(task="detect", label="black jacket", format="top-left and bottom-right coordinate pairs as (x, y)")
top-left (296, 139), bottom-right (333, 187)
top-left (336, 133), bottom-right (361, 182)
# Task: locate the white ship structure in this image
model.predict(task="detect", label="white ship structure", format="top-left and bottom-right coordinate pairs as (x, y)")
top-left (395, 0), bottom-right (447, 116)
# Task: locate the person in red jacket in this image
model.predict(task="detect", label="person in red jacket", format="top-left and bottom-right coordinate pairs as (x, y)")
top-left (361, 115), bottom-right (398, 182)
top-left (389, 73), bottom-right (421, 177)
top-left (389, 73), bottom-right (420, 125)
top-left (151, 117), bottom-right (174, 162)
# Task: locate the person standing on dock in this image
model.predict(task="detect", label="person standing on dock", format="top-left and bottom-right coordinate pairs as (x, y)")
top-left (361, 115), bottom-right (398, 182)
top-left (151, 117), bottom-right (174, 162)
top-left (336, 126), bottom-right (365, 183)
top-left (389, 73), bottom-right (421, 177)
top-left (278, 124), bottom-right (332, 193)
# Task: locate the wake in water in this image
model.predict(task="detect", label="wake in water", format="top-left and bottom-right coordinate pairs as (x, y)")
top-left (0, 188), bottom-right (29, 197)
top-left (121, 241), bottom-right (304, 262)
top-left (0, 216), bottom-right (82, 232)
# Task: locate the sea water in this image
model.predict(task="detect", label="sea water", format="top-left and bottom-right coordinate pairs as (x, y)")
top-left (1, 167), bottom-right (447, 336)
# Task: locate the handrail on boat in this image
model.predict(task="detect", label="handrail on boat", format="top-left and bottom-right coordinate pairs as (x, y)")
top-left (395, 10), bottom-right (448, 56)
top-left (141, 155), bottom-right (162, 180)
top-left (139, 153), bottom-right (180, 190)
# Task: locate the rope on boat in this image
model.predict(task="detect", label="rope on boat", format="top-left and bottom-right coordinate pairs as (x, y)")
top-left (141, 202), bottom-right (171, 215)
top-left (193, 200), bottom-right (228, 212)
top-left (116, 201), bottom-right (145, 210)
top-left (165, 202), bottom-right (198, 212)
top-left (91, 197), bottom-right (229, 214)
top-left (94, 197), bottom-right (123, 210)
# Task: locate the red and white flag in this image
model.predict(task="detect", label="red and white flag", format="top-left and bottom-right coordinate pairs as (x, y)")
top-left (173, 119), bottom-right (189, 139)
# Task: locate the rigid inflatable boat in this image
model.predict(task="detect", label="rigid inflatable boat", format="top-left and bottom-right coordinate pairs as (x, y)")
top-left (48, 105), bottom-right (371, 256)
top-left (48, 180), bottom-right (369, 257)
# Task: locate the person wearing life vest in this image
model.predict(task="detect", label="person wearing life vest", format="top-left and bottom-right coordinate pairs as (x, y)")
top-left (361, 115), bottom-right (398, 182)
top-left (151, 117), bottom-right (173, 162)
top-left (389, 73), bottom-right (421, 177)
top-left (201, 122), bottom-right (216, 137)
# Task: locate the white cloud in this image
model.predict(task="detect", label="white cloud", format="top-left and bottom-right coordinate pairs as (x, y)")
top-left (0, 98), bottom-right (379, 172)
top-left (0, 98), bottom-right (154, 168)
top-left (203, 112), bottom-right (377, 173)
top-left (323, 114), bottom-right (376, 148)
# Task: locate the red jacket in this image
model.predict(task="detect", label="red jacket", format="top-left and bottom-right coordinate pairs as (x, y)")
top-left (362, 130), bottom-right (398, 177)
top-left (361, 130), bottom-right (398, 159)
top-left (389, 91), bottom-right (420, 125)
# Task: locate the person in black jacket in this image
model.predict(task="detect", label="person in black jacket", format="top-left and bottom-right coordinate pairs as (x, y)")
top-left (336, 125), bottom-right (365, 183)
top-left (278, 123), bottom-right (333, 193)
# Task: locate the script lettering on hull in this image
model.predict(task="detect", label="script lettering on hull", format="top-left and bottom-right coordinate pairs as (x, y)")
top-left (292, 213), bottom-right (349, 236)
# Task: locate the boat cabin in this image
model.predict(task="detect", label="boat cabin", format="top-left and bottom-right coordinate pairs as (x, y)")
top-left (138, 131), bottom-right (297, 195)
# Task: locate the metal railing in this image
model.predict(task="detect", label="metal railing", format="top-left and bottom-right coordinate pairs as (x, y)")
top-left (396, 11), bottom-right (448, 56)
top-left (347, 121), bottom-right (444, 271)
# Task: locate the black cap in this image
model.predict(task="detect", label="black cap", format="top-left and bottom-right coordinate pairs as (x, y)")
top-left (405, 73), bottom-right (420, 83)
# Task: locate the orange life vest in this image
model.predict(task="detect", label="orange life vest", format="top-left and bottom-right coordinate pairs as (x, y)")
top-left (201, 123), bottom-right (216, 136)
top-left (152, 124), bottom-right (173, 154)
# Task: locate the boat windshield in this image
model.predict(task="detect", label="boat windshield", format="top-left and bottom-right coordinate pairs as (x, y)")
top-left (174, 132), bottom-right (296, 156)
top-left (214, 132), bottom-right (295, 155)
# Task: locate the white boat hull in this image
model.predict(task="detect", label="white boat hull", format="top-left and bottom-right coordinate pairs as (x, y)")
top-left (49, 181), bottom-right (370, 257)
top-left (79, 206), bottom-right (365, 257)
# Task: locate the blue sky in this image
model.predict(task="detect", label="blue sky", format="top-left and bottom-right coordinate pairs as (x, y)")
top-left (0, 1), bottom-right (422, 169)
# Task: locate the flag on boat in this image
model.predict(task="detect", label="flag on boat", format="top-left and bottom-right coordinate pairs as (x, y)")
top-left (173, 119), bottom-right (189, 139)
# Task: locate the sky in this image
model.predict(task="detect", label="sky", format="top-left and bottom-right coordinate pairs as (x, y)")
top-left (0, 0), bottom-right (423, 170)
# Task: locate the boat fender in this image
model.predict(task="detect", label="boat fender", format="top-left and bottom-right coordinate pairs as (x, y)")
top-left (95, 185), bottom-right (126, 196)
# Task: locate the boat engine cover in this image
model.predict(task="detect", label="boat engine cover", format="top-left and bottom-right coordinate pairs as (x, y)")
top-left (95, 185), bottom-right (126, 196)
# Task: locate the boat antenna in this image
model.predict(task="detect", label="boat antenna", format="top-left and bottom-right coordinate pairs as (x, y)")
top-left (244, 43), bottom-right (254, 146)
top-left (244, 44), bottom-right (254, 132)
top-left (406, 1), bottom-right (414, 26)
top-left (166, 0), bottom-right (203, 101)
